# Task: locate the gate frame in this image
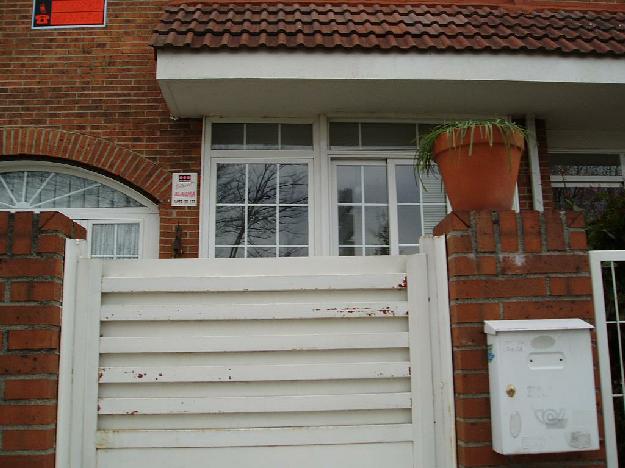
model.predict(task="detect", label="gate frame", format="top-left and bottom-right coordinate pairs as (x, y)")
top-left (56, 237), bottom-right (456, 468)
top-left (589, 249), bottom-right (625, 468)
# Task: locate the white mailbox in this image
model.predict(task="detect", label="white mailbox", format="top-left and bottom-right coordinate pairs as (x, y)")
top-left (484, 319), bottom-right (599, 455)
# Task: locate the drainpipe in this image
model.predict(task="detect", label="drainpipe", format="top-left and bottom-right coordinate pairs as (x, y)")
top-left (525, 114), bottom-right (544, 212)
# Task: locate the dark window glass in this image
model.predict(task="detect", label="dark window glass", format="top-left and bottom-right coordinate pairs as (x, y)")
top-left (246, 124), bottom-right (279, 150)
top-left (282, 124), bottom-right (313, 149)
top-left (212, 124), bottom-right (244, 149)
top-left (361, 123), bottom-right (415, 147)
top-left (329, 123), bottom-right (359, 147)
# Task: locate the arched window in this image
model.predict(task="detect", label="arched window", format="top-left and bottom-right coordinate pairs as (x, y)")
top-left (0, 162), bottom-right (159, 259)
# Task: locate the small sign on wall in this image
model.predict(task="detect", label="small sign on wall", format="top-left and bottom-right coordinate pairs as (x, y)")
top-left (33, 0), bottom-right (106, 28)
top-left (171, 173), bottom-right (198, 207)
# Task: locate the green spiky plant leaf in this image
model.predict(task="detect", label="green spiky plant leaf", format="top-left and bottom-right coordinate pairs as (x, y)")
top-left (414, 119), bottom-right (527, 177)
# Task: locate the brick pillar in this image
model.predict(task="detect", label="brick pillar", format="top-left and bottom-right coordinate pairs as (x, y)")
top-left (0, 212), bottom-right (85, 468)
top-left (434, 210), bottom-right (606, 468)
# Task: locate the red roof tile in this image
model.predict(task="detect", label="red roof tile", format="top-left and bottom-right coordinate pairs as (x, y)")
top-left (151, 3), bottom-right (625, 55)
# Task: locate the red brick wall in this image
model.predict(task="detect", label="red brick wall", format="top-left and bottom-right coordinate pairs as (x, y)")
top-left (0, 211), bottom-right (85, 468)
top-left (0, 0), bottom-right (202, 258)
top-left (434, 210), bottom-right (605, 468)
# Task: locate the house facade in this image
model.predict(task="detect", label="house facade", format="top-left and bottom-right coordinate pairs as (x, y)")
top-left (2, 0), bottom-right (624, 261)
top-left (1, 0), bottom-right (624, 466)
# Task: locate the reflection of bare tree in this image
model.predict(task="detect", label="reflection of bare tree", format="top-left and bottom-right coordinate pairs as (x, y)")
top-left (215, 164), bottom-right (308, 257)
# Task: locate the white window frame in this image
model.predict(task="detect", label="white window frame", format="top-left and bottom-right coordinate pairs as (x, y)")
top-left (208, 157), bottom-right (314, 258)
top-left (549, 151), bottom-right (625, 210)
top-left (201, 118), bottom-right (318, 258)
top-left (82, 219), bottom-right (144, 260)
top-left (550, 151), bottom-right (625, 187)
top-left (331, 159), bottom-right (391, 256)
top-left (0, 161), bottom-right (160, 258)
top-left (330, 158), bottom-right (448, 256)
top-left (201, 116), bottom-right (524, 257)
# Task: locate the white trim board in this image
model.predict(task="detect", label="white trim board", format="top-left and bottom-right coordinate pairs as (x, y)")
top-left (157, 50), bottom-right (625, 85)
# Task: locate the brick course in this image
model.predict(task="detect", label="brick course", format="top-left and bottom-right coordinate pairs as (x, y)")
top-left (435, 210), bottom-right (606, 467)
top-left (0, 212), bottom-right (84, 467)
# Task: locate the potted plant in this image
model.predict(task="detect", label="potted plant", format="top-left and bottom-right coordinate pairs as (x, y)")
top-left (416, 119), bottom-right (526, 211)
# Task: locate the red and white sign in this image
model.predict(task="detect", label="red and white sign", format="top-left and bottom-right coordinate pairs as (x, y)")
top-left (32, 0), bottom-right (106, 28)
top-left (171, 173), bottom-right (198, 207)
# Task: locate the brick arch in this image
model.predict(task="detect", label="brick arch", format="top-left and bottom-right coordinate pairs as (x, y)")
top-left (0, 127), bottom-right (171, 203)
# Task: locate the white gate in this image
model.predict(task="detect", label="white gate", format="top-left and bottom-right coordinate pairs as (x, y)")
top-left (56, 241), bottom-right (455, 468)
top-left (590, 250), bottom-right (625, 468)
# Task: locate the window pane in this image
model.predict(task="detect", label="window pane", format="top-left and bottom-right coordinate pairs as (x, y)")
top-left (330, 122), bottom-right (359, 147)
top-left (0, 171), bottom-right (142, 209)
top-left (361, 123), bottom-right (415, 147)
top-left (1, 172), bottom-right (22, 200)
top-left (216, 164), bottom-right (246, 204)
top-left (279, 164), bottom-right (308, 204)
top-left (248, 164), bottom-right (277, 204)
top-left (248, 206), bottom-right (276, 245)
top-left (337, 166), bottom-right (362, 203)
top-left (364, 206), bottom-right (389, 245)
top-left (398, 205), bottom-right (422, 244)
top-left (338, 206), bottom-right (362, 245)
top-left (363, 166), bottom-right (387, 203)
top-left (423, 205), bottom-right (447, 235)
top-left (116, 223), bottom-right (140, 258)
top-left (248, 246), bottom-right (276, 258)
top-left (0, 181), bottom-right (10, 207)
top-left (399, 246), bottom-right (419, 255)
top-left (246, 123), bottom-right (279, 149)
top-left (24, 172), bottom-right (50, 204)
top-left (365, 247), bottom-right (389, 256)
top-left (396, 166), bottom-right (420, 203)
top-left (279, 206), bottom-right (308, 245)
top-left (281, 124), bottom-right (313, 150)
top-left (215, 246), bottom-right (244, 258)
top-left (339, 247), bottom-right (362, 256)
top-left (212, 123), bottom-right (244, 149)
top-left (280, 247), bottom-right (308, 257)
top-left (91, 224), bottom-right (115, 257)
top-left (214, 162), bottom-right (310, 258)
top-left (418, 123), bottom-right (438, 141)
top-left (215, 206), bottom-right (245, 245)
top-left (550, 153), bottom-right (622, 176)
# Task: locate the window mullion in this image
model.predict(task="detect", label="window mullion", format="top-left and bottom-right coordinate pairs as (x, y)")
top-left (387, 161), bottom-right (399, 256)
top-left (21, 171), bottom-right (28, 203)
top-left (276, 164), bottom-right (280, 257)
top-left (244, 164), bottom-right (249, 258)
top-left (360, 165), bottom-right (366, 256)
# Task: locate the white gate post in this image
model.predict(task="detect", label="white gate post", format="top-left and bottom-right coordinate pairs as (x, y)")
top-left (56, 239), bottom-right (87, 468)
top-left (407, 254), bottom-right (435, 467)
top-left (420, 235), bottom-right (457, 468)
top-left (57, 250), bottom-right (102, 468)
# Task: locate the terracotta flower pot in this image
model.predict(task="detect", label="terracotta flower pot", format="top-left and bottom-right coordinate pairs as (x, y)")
top-left (433, 126), bottom-right (525, 211)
